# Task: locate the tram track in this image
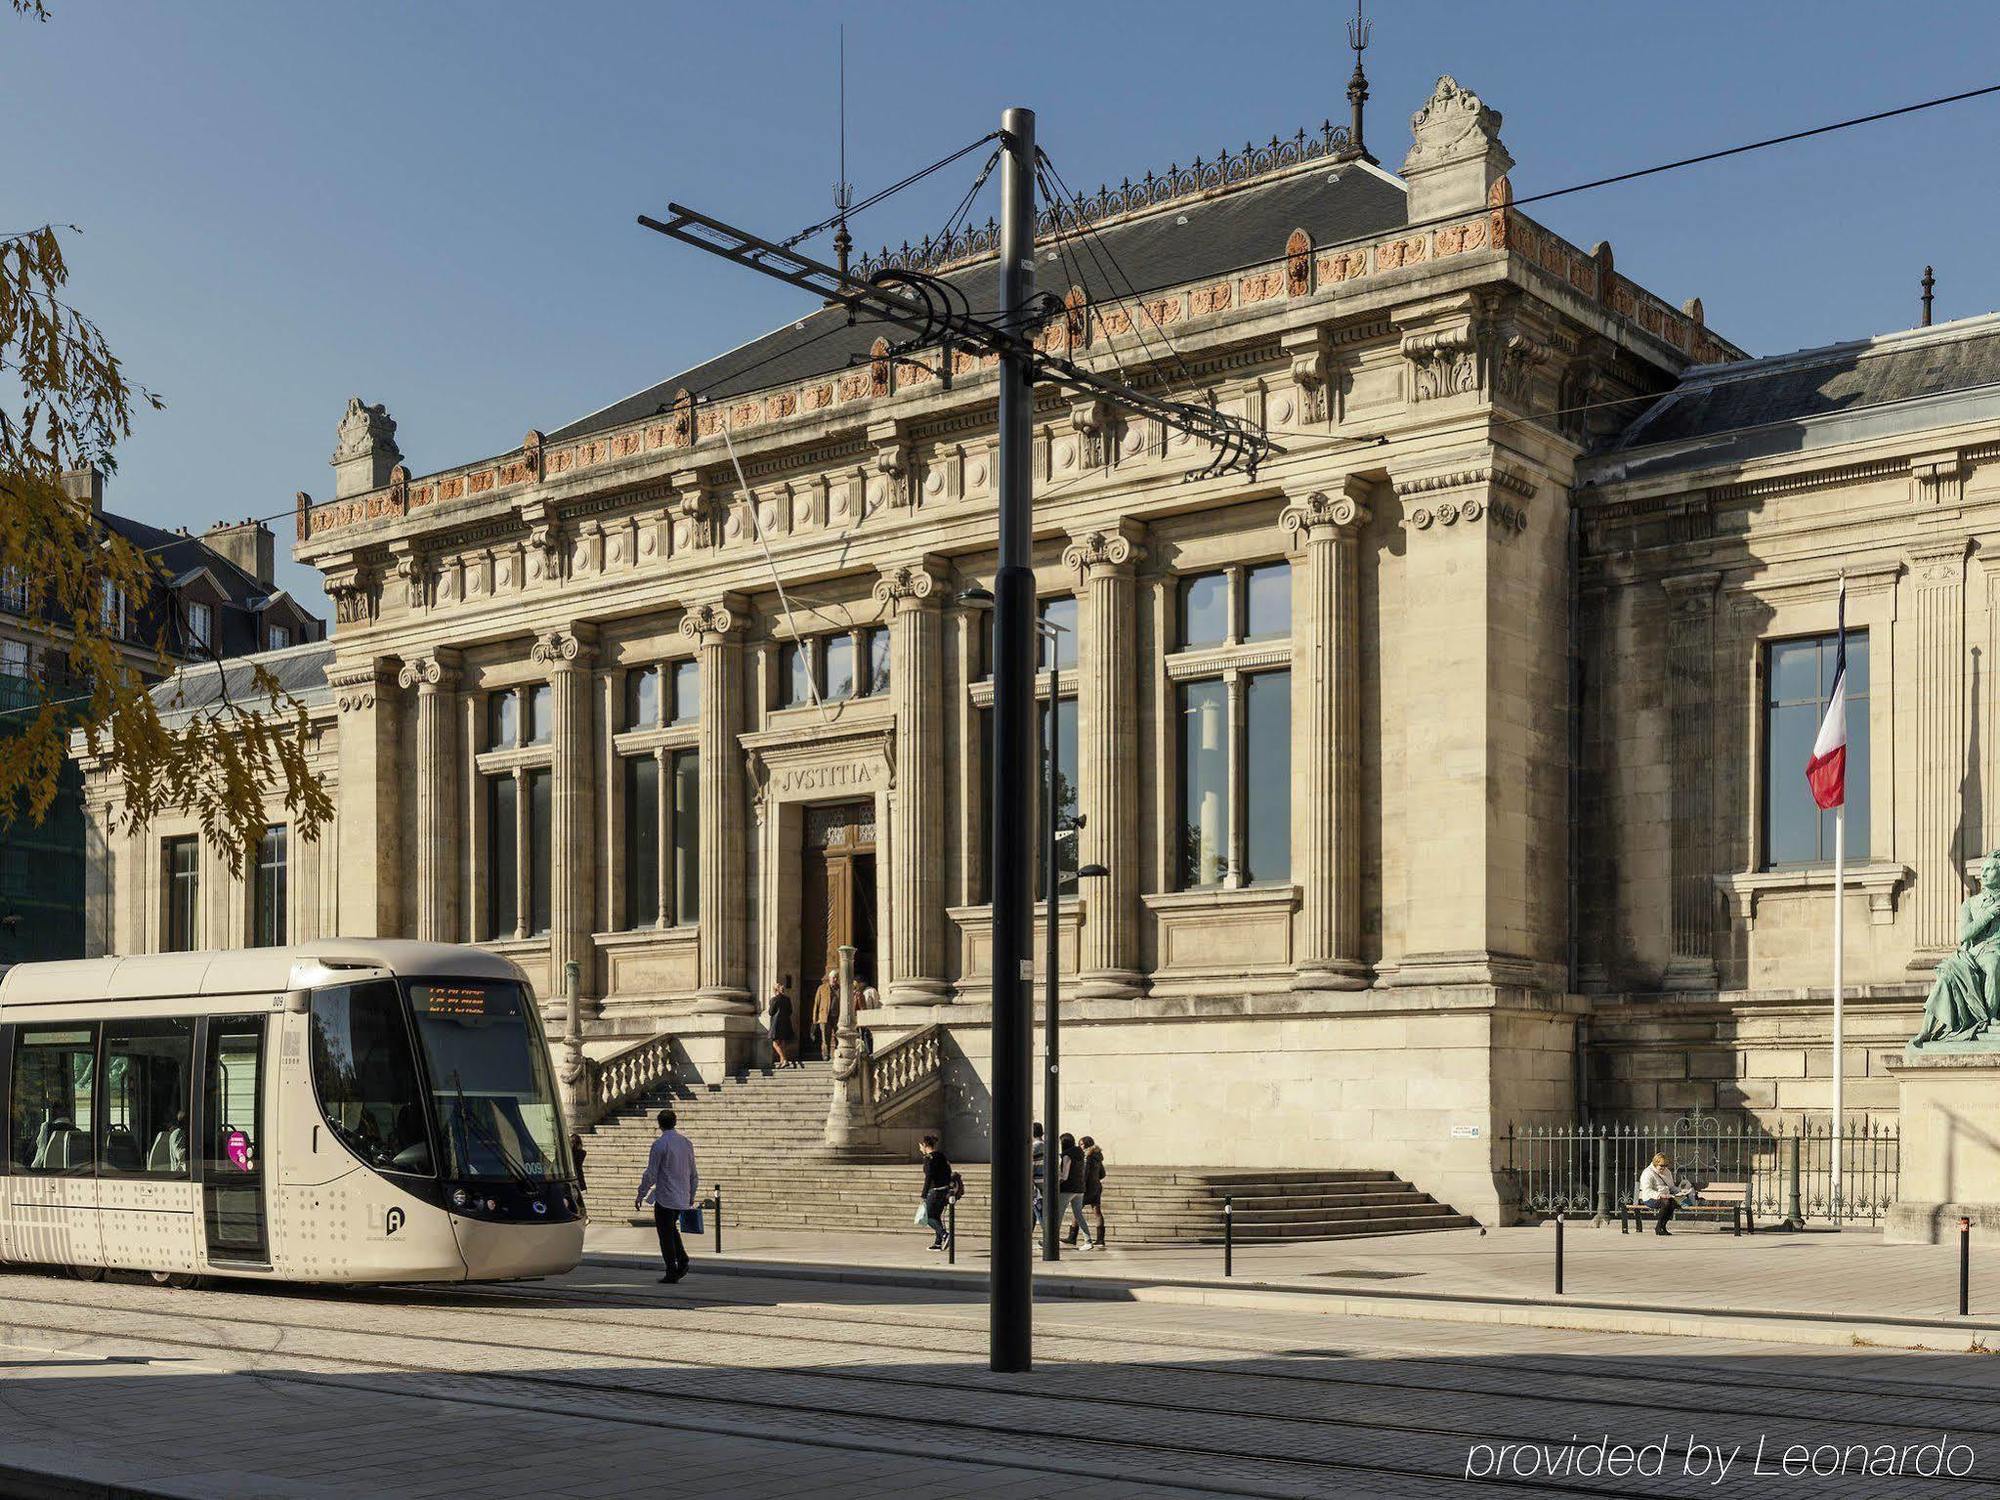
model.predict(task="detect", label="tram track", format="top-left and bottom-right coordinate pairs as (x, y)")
top-left (2, 1271), bottom-right (1998, 1500)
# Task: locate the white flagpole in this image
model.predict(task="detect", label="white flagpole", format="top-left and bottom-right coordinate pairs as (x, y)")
top-left (1831, 800), bottom-right (1845, 1221)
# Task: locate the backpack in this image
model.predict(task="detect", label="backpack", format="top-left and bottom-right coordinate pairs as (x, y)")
top-left (949, 1171), bottom-right (966, 1202)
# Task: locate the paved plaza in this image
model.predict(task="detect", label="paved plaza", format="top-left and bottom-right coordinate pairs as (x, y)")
top-left (3, 1245), bottom-right (2000, 1498)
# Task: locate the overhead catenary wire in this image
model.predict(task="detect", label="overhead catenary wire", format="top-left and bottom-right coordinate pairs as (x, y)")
top-left (781, 131), bottom-right (1003, 251)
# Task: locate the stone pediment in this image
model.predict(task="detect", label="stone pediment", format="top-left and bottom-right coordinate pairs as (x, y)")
top-left (740, 718), bottom-right (896, 814)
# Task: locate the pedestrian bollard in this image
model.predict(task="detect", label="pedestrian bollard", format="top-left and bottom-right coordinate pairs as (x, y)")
top-left (1961, 1216), bottom-right (1972, 1317)
top-left (1223, 1196), bottom-right (1234, 1278)
top-left (947, 1198), bottom-right (957, 1265)
top-left (713, 1184), bottom-right (723, 1255)
top-left (1555, 1216), bottom-right (1565, 1295)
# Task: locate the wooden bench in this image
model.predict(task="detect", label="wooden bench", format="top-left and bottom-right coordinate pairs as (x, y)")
top-left (1620, 1180), bottom-right (1752, 1235)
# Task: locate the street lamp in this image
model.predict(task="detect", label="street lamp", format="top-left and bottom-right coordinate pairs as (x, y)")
top-left (962, 586), bottom-right (1108, 1263)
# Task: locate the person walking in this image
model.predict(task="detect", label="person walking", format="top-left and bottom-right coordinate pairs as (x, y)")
top-left (569, 1131), bottom-right (588, 1193)
top-left (1637, 1152), bottom-right (1678, 1236)
top-left (1079, 1136), bottom-right (1106, 1250)
top-left (812, 967), bottom-right (840, 1060)
top-left (635, 1107), bottom-right (699, 1282)
top-left (1057, 1132), bottom-right (1090, 1248)
top-left (1030, 1121), bottom-right (1046, 1238)
top-left (768, 974), bottom-right (798, 1069)
top-left (918, 1134), bottom-right (955, 1251)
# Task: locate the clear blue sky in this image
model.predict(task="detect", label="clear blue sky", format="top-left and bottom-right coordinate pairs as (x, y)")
top-left (7, 1), bottom-right (1997, 609)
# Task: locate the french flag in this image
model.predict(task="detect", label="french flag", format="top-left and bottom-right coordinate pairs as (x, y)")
top-left (1806, 579), bottom-right (1847, 811)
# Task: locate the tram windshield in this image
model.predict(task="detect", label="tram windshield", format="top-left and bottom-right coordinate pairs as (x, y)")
top-left (405, 980), bottom-right (571, 1183)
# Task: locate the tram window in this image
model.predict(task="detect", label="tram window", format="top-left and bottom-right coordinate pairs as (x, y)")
top-left (11, 1026), bottom-right (96, 1175)
top-left (310, 980), bottom-right (435, 1176)
top-left (407, 980), bottom-right (571, 1183)
top-left (101, 1019), bottom-right (193, 1178)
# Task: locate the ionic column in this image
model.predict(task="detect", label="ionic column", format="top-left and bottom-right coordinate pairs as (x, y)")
top-left (398, 648), bottom-right (462, 943)
top-left (1063, 522), bottom-right (1146, 998)
top-left (1662, 573), bottom-right (1719, 989)
top-left (325, 655), bottom-right (404, 937)
top-left (681, 599), bottom-right (752, 1011)
top-left (1910, 539), bottom-right (1970, 967)
top-left (875, 559), bottom-right (951, 1003)
top-left (1281, 483), bottom-right (1370, 990)
top-left (532, 626), bottom-right (597, 993)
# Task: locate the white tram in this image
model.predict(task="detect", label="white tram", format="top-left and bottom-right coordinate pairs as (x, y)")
top-left (0, 941), bottom-right (585, 1284)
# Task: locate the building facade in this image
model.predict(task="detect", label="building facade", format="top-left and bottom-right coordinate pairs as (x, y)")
top-left (79, 77), bottom-right (1754, 1220)
top-left (3, 471), bottom-right (324, 964)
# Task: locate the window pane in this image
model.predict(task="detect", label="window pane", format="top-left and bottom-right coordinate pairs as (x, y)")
top-left (1037, 697), bottom-right (1079, 896)
top-left (1768, 639), bottom-right (1819, 706)
top-left (1178, 679), bottom-right (1229, 887)
top-left (490, 691), bottom-right (518, 750)
top-left (101, 1018), bottom-right (193, 1178)
top-left (310, 980), bottom-right (433, 1175)
top-left (783, 642), bottom-right (814, 707)
top-left (527, 768), bottom-right (552, 936)
top-left (975, 706), bottom-right (993, 904)
top-left (625, 755), bottom-right (660, 929)
top-left (672, 750), bottom-right (700, 925)
top-left (1039, 597), bottom-right (1079, 669)
top-left (825, 634), bottom-right (856, 701)
top-left (867, 629), bottom-right (891, 695)
top-left (409, 980), bottom-right (568, 1182)
top-left (164, 836), bottom-right (199, 952)
top-left (526, 684), bottom-right (553, 746)
top-left (1245, 564), bottom-right (1291, 640)
top-left (672, 660), bottom-right (700, 724)
top-left (1180, 574), bottom-right (1228, 649)
top-left (1244, 672), bottom-right (1291, 883)
top-left (1764, 630), bottom-right (1870, 865)
top-left (11, 1026), bottom-right (96, 1174)
top-left (488, 775), bottom-right (518, 937)
top-left (626, 667), bottom-right (659, 731)
top-left (253, 825), bottom-right (287, 948)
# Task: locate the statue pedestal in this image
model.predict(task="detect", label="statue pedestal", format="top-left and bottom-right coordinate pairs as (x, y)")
top-left (1886, 1048), bottom-right (2000, 1243)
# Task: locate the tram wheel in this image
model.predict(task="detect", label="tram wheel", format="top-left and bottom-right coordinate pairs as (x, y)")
top-left (65, 1263), bottom-right (107, 1283)
top-left (149, 1271), bottom-right (201, 1290)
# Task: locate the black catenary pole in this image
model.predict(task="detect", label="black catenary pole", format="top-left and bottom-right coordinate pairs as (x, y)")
top-left (1043, 647), bottom-right (1061, 1265)
top-left (989, 104), bottom-right (1038, 1375)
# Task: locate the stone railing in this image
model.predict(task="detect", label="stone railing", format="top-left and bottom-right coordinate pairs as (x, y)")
top-left (571, 1032), bottom-right (680, 1129)
top-left (867, 1024), bottom-right (944, 1122)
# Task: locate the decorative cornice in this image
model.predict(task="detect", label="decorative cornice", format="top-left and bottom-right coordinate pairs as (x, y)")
top-left (326, 656), bottom-right (398, 713)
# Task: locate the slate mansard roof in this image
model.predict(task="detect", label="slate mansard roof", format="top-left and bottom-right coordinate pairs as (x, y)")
top-left (1605, 311), bottom-right (2000, 457)
top-left (552, 155), bottom-right (1411, 442)
top-left (141, 639), bottom-right (335, 726)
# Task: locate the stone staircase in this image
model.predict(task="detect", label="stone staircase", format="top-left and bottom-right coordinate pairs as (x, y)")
top-left (582, 1060), bottom-right (1476, 1244)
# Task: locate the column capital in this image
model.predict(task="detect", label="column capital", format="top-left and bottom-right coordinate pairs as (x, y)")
top-left (873, 556), bottom-right (949, 613)
top-left (1909, 535), bottom-right (1971, 582)
top-left (531, 624), bottom-right (598, 670)
top-left (1661, 570), bottom-right (1721, 611)
top-left (397, 645), bottom-right (462, 691)
top-left (679, 594), bottom-right (749, 643)
top-left (1281, 476), bottom-right (1372, 542)
top-left (1062, 519), bottom-right (1146, 582)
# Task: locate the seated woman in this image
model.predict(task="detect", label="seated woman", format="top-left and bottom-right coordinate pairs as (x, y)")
top-left (1636, 1153), bottom-right (1679, 1236)
top-left (1914, 850), bottom-right (2000, 1047)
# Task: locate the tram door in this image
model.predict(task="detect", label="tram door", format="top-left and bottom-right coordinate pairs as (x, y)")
top-left (199, 1015), bottom-right (267, 1264)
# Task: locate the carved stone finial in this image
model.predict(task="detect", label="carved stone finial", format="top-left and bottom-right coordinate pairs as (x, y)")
top-left (1400, 76), bottom-right (1513, 224)
top-left (330, 397), bottom-right (402, 499)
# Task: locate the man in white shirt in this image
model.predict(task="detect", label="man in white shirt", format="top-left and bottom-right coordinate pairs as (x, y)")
top-left (635, 1108), bottom-right (699, 1282)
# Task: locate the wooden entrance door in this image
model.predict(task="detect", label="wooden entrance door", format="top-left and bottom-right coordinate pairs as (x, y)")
top-left (799, 801), bottom-right (877, 1058)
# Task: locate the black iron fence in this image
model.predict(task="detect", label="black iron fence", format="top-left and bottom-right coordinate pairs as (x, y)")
top-left (1503, 1111), bottom-right (1900, 1226)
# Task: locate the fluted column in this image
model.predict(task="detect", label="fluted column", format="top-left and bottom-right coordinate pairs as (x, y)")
top-left (681, 598), bottom-right (752, 1011)
top-left (1064, 522), bottom-right (1146, 998)
top-left (1282, 482), bottom-right (1371, 990)
top-left (1662, 573), bottom-right (1719, 989)
top-left (875, 559), bottom-right (951, 1003)
top-left (325, 655), bottom-right (403, 937)
top-left (1910, 539), bottom-right (1969, 967)
top-left (398, 648), bottom-right (462, 943)
top-left (532, 626), bottom-right (597, 994)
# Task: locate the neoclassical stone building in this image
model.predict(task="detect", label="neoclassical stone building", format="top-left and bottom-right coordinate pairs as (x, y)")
top-left (78, 77), bottom-right (1756, 1220)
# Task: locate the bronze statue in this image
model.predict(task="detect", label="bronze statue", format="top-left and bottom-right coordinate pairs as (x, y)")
top-left (1913, 849), bottom-right (2000, 1047)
